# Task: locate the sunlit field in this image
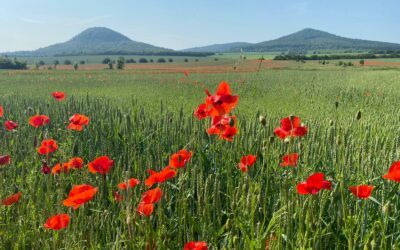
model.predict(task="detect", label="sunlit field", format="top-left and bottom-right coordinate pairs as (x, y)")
top-left (1, 62), bottom-right (400, 249)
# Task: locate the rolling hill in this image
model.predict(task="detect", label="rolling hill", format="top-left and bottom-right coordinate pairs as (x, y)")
top-left (181, 42), bottom-right (252, 53)
top-left (4, 27), bottom-right (172, 56)
top-left (183, 28), bottom-right (400, 53)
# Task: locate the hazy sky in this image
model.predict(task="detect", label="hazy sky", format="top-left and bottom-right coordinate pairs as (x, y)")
top-left (1, 0), bottom-right (399, 52)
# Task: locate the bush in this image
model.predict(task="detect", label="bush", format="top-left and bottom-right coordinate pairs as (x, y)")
top-left (74, 63), bottom-right (79, 70)
top-left (38, 61), bottom-right (45, 66)
top-left (168, 58), bottom-right (173, 63)
top-left (157, 58), bottom-right (166, 63)
top-left (108, 62), bottom-right (113, 70)
top-left (359, 59), bottom-right (365, 66)
top-left (139, 58), bottom-right (148, 63)
top-left (116, 57), bottom-right (125, 70)
top-left (0, 57), bottom-right (28, 70)
top-left (184, 58), bottom-right (189, 63)
top-left (80, 60), bottom-right (86, 65)
top-left (195, 59), bottom-right (199, 62)
top-left (149, 59), bottom-right (154, 63)
top-left (64, 60), bottom-right (72, 65)
top-left (126, 58), bottom-right (136, 63)
top-left (102, 57), bottom-right (111, 64)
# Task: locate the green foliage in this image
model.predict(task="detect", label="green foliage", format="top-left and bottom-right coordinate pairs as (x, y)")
top-left (102, 57), bottom-right (111, 64)
top-left (0, 56), bottom-right (27, 69)
top-left (116, 57), bottom-right (125, 70)
top-left (157, 58), bottom-right (166, 63)
top-left (138, 58), bottom-right (148, 63)
top-left (1, 68), bottom-right (400, 248)
top-left (73, 63), bottom-right (79, 70)
top-left (64, 59), bottom-right (72, 65)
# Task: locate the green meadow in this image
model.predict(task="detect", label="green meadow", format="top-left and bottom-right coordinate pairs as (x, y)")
top-left (1, 65), bottom-right (400, 249)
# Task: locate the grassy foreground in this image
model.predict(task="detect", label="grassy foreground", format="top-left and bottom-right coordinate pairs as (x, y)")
top-left (1, 67), bottom-right (400, 249)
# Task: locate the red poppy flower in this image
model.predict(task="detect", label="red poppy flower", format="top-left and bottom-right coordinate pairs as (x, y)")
top-left (194, 103), bottom-right (209, 120)
top-left (0, 155), bottom-right (11, 166)
top-left (238, 155), bottom-right (257, 172)
top-left (118, 178), bottom-right (140, 190)
top-left (169, 149), bottom-right (193, 169)
top-left (383, 161), bottom-right (400, 182)
top-left (67, 114), bottom-right (89, 131)
top-left (68, 157), bottom-right (83, 169)
top-left (44, 214), bottom-right (70, 230)
top-left (207, 115), bottom-right (238, 141)
top-left (113, 191), bottom-right (123, 202)
top-left (1, 192), bottom-right (22, 206)
top-left (349, 185), bottom-right (374, 199)
top-left (52, 92), bottom-right (65, 101)
top-left (88, 156), bottom-right (114, 174)
top-left (184, 71), bottom-right (189, 77)
top-left (280, 153), bottom-right (299, 167)
top-left (144, 166), bottom-right (176, 188)
top-left (137, 202), bottom-right (154, 216)
top-left (141, 187), bottom-right (162, 204)
top-left (29, 115), bottom-right (50, 128)
top-left (274, 116), bottom-right (308, 140)
top-left (37, 139), bottom-right (58, 155)
top-left (204, 81), bottom-right (239, 117)
top-left (0, 105), bottom-right (3, 117)
top-left (63, 184), bottom-right (98, 209)
top-left (184, 241), bottom-right (208, 250)
top-left (297, 172), bottom-right (332, 195)
top-left (4, 120), bottom-right (18, 131)
top-left (51, 163), bottom-right (70, 174)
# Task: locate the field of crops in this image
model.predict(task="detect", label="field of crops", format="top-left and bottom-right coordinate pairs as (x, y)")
top-left (1, 64), bottom-right (400, 249)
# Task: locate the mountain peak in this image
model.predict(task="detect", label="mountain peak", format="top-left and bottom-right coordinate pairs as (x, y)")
top-left (70, 27), bottom-right (132, 43)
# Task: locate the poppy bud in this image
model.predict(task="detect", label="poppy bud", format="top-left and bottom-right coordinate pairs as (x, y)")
top-left (41, 163), bottom-right (51, 174)
top-left (356, 110), bottom-right (361, 120)
top-left (229, 118), bottom-right (235, 127)
top-left (335, 101), bottom-right (339, 109)
top-left (259, 115), bottom-right (266, 126)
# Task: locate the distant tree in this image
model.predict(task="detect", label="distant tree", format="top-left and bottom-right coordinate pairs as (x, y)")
top-left (184, 58), bottom-right (189, 63)
top-left (34, 63), bottom-right (39, 70)
top-left (157, 58), bottom-right (166, 63)
top-left (359, 59), bottom-right (365, 66)
top-left (214, 58), bottom-right (219, 61)
top-left (38, 61), bottom-right (45, 66)
top-left (108, 61), bottom-right (113, 70)
top-left (53, 60), bottom-right (59, 69)
top-left (149, 59), bottom-right (154, 63)
top-left (102, 57), bottom-right (111, 64)
top-left (195, 59), bottom-right (199, 62)
top-left (126, 58), bottom-right (136, 63)
top-left (168, 58), bottom-right (173, 63)
top-left (0, 57), bottom-right (28, 69)
top-left (116, 57), bottom-right (125, 69)
top-left (139, 58), bottom-right (148, 63)
top-left (74, 63), bottom-right (79, 70)
top-left (80, 60), bottom-right (85, 65)
top-left (64, 59), bottom-right (72, 65)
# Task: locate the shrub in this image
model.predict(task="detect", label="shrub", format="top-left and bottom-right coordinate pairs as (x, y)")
top-left (139, 58), bottom-right (148, 63)
top-left (116, 57), bottom-right (125, 70)
top-left (64, 60), bottom-right (72, 65)
top-left (102, 57), bottom-right (111, 64)
top-left (0, 57), bottom-right (28, 70)
top-left (157, 58), bottom-right (166, 63)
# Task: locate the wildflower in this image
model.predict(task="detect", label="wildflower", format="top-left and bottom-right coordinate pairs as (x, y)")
top-left (297, 172), bottom-right (332, 195)
top-left (29, 115), bottom-right (50, 128)
top-left (137, 202), bottom-right (154, 216)
top-left (169, 149), bottom-right (193, 169)
top-left (0, 155), bottom-right (11, 166)
top-left (44, 214), bottom-right (70, 230)
top-left (37, 139), bottom-right (58, 155)
top-left (184, 241), bottom-right (208, 250)
top-left (280, 153), bottom-right (298, 167)
top-left (141, 187), bottom-right (162, 204)
top-left (63, 184), bottom-right (98, 209)
top-left (4, 120), bottom-right (18, 131)
top-left (118, 178), bottom-right (140, 190)
top-left (145, 166), bottom-right (176, 188)
top-left (1, 192), bottom-right (22, 206)
top-left (382, 161), bottom-right (400, 182)
top-left (274, 116), bottom-right (308, 140)
top-left (237, 155), bottom-right (257, 172)
top-left (204, 81), bottom-right (238, 116)
top-left (52, 92), bottom-right (65, 101)
top-left (67, 114), bottom-right (89, 131)
top-left (194, 103), bottom-right (208, 120)
top-left (88, 156), bottom-right (114, 174)
top-left (349, 185), bottom-right (374, 199)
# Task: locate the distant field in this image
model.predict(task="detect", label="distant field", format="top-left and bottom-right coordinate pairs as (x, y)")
top-left (1, 61), bottom-right (400, 249)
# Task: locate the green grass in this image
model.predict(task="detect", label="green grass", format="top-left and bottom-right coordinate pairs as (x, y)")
top-left (1, 66), bottom-right (400, 249)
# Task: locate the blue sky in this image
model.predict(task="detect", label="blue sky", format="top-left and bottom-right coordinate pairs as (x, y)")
top-left (1, 0), bottom-right (399, 52)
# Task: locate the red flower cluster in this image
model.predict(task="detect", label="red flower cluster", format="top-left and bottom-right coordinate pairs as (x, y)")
top-left (237, 155), bottom-right (257, 173)
top-left (194, 81), bottom-right (239, 141)
top-left (274, 116), bottom-right (308, 140)
top-left (44, 214), bottom-right (70, 230)
top-left (184, 241), bottom-right (208, 250)
top-left (88, 156), bottom-right (114, 174)
top-left (68, 114), bottom-right (89, 131)
top-left (137, 187), bottom-right (162, 216)
top-left (37, 139), bottom-right (58, 155)
top-left (51, 157), bottom-right (84, 174)
top-left (63, 184), bottom-right (98, 209)
top-left (4, 120), bottom-right (18, 131)
top-left (297, 172), bottom-right (332, 195)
